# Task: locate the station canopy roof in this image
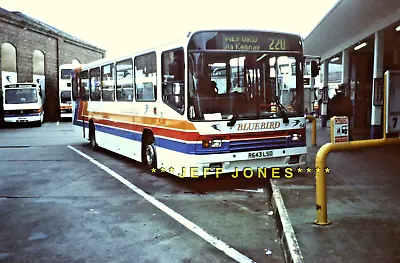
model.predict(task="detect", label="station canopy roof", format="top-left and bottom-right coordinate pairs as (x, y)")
top-left (304, 0), bottom-right (400, 61)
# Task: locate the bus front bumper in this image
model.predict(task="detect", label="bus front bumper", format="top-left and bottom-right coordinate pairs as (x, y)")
top-left (60, 112), bottom-right (72, 118)
top-left (4, 114), bottom-right (41, 123)
top-left (162, 146), bottom-right (307, 178)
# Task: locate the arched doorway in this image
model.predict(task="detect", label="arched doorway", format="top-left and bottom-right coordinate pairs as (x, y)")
top-left (33, 50), bottom-right (46, 120)
top-left (1, 43), bottom-right (17, 126)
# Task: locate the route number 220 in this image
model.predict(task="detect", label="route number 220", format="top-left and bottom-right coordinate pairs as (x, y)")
top-left (269, 39), bottom-right (286, 51)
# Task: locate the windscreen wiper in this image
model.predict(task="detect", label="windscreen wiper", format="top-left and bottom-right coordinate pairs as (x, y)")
top-left (227, 112), bottom-right (239, 127)
top-left (271, 90), bottom-right (289, 124)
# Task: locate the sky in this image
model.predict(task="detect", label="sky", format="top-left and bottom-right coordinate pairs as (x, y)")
top-left (1, 0), bottom-right (339, 58)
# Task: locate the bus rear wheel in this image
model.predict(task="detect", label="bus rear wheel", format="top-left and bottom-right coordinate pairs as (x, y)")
top-left (143, 136), bottom-right (157, 170)
top-left (89, 123), bottom-right (98, 150)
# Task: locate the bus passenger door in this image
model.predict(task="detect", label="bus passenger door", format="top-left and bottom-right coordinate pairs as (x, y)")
top-left (71, 75), bottom-right (83, 134)
top-left (82, 105), bottom-right (86, 138)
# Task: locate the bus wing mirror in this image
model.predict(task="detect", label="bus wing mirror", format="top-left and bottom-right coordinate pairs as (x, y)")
top-left (311, 61), bottom-right (320, 78)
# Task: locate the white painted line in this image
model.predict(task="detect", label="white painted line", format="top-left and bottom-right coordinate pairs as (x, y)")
top-left (270, 179), bottom-right (303, 263)
top-left (68, 145), bottom-right (255, 263)
top-left (235, 188), bottom-right (264, 193)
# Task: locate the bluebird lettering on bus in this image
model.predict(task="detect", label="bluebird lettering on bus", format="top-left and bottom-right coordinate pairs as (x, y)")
top-left (237, 121), bottom-right (281, 131)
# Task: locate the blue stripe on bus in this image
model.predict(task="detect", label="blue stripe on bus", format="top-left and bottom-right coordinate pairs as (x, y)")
top-left (93, 123), bottom-right (203, 154)
top-left (74, 120), bottom-right (89, 128)
top-left (95, 123), bottom-right (142, 141)
top-left (4, 114), bottom-right (40, 117)
top-left (73, 101), bottom-right (82, 127)
top-left (229, 137), bottom-right (305, 152)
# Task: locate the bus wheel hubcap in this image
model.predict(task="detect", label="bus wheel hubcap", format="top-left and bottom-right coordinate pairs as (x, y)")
top-left (146, 145), bottom-right (154, 165)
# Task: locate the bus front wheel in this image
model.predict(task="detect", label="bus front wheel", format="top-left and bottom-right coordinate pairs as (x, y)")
top-left (143, 136), bottom-right (157, 170)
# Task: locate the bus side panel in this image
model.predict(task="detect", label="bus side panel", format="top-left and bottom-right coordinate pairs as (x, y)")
top-left (83, 101), bottom-right (144, 163)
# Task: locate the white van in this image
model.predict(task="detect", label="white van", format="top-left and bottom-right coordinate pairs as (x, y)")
top-left (2, 83), bottom-right (45, 127)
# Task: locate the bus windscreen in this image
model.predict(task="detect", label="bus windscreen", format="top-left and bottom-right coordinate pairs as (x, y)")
top-left (5, 88), bottom-right (38, 104)
top-left (61, 69), bottom-right (72, 79)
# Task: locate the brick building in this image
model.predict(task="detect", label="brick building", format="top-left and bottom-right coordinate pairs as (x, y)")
top-left (0, 7), bottom-right (105, 123)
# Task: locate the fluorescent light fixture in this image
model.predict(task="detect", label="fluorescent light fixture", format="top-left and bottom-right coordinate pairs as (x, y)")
top-left (330, 57), bottom-right (340, 62)
top-left (354, 42), bottom-right (367, 51)
top-left (396, 25), bottom-right (400, 31)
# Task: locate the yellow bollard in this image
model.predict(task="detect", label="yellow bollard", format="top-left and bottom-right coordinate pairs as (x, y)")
top-left (314, 137), bottom-right (400, 226)
top-left (305, 115), bottom-right (317, 146)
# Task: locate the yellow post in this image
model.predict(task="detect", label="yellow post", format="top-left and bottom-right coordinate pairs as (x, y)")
top-left (314, 138), bottom-right (400, 225)
top-left (305, 115), bottom-right (317, 146)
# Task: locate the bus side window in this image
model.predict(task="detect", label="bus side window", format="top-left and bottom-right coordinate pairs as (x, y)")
top-left (161, 48), bottom-right (184, 114)
top-left (116, 59), bottom-right (134, 102)
top-left (89, 67), bottom-right (101, 101)
top-left (101, 63), bottom-right (115, 101)
top-left (135, 52), bottom-right (157, 102)
top-left (72, 72), bottom-right (79, 101)
top-left (80, 70), bottom-right (89, 101)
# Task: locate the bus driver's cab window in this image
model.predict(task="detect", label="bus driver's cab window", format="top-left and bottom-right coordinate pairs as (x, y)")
top-left (161, 48), bottom-right (185, 114)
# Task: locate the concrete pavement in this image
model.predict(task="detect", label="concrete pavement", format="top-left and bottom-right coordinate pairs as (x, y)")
top-left (271, 120), bottom-right (400, 263)
top-left (0, 121), bottom-right (283, 263)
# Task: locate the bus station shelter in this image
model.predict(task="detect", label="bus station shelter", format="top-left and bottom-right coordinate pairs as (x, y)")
top-left (304, 0), bottom-right (400, 138)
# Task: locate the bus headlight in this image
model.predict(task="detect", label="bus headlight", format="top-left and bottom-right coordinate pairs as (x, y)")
top-left (211, 139), bottom-right (222, 148)
top-left (291, 133), bottom-right (301, 141)
top-left (202, 139), bottom-right (222, 148)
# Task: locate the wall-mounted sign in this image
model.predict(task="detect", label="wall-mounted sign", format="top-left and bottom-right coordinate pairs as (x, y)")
top-left (385, 70), bottom-right (400, 134)
top-left (373, 77), bottom-right (383, 106)
top-left (331, 116), bottom-right (349, 143)
top-left (1, 71), bottom-right (17, 90)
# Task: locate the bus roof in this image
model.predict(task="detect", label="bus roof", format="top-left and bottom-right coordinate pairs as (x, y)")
top-left (60, 63), bottom-right (85, 71)
top-left (186, 28), bottom-right (303, 39)
top-left (76, 29), bottom-right (303, 72)
top-left (78, 39), bottom-right (187, 71)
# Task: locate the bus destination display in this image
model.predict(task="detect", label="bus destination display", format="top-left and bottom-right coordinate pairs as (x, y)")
top-left (188, 31), bottom-right (302, 52)
top-left (222, 35), bottom-right (287, 51)
top-left (4, 84), bottom-right (36, 88)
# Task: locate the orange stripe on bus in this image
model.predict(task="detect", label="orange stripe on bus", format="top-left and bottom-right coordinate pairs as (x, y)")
top-left (78, 101), bottom-right (196, 130)
top-left (60, 105), bottom-right (72, 109)
top-left (85, 111), bottom-right (196, 130)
